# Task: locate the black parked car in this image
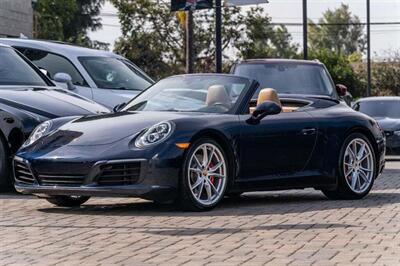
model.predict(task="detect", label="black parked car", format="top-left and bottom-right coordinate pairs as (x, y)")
top-left (15, 74), bottom-right (385, 210)
top-left (231, 59), bottom-right (353, 106)
top-left (353, 97), bottom-right (400, 156)
top-left (0, 44), bottom-right (109, 191)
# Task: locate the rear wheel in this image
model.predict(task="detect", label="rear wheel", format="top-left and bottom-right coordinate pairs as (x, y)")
top-left (322, 133), bottom-right (376, 200)
top-left (0, 136), bottom-right (12, 192)
top-left (46, 196), bottom-right (90, 207)
top-left (179, 138), bottom-right (229, 211)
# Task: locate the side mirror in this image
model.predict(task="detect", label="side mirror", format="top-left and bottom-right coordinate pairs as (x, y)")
top-left (336, 84), bottom-right (347, 97)
top-left (54, 72), bottom-right (75, 90)
top-left (113, 102), bottom-right (127, 113)
top-left (247, 101), bottom-right (282, 124)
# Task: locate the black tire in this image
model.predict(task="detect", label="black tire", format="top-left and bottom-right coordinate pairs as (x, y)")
top-left (46, 196), bottom-right (90, 207)
top-left (179, 138), bottom-right (230, 211)
top-left (322, 133), bottom-right (377, 200)
top-left (0, 135), bottom-right (12, 192)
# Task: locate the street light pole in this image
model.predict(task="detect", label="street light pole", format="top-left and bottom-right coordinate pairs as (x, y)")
top-left (215, 0), bottom-right (222, 73)
top-left (186, 10), bottom-right (194, 74)
top-left (303, 0), bottom-right (308, 60)
top-left (366, 0), bottom-right (372, 96)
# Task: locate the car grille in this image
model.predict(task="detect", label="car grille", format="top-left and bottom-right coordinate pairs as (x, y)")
top-left (14, 160), bottom-right (35, 184)
top-left (37, 174), bottom-right (85, 186)
top-left (97, 162), bottom-right (141, 186)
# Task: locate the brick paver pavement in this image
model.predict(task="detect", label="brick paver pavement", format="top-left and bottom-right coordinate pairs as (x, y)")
top-left (1, 161), bottom-right (399, 266)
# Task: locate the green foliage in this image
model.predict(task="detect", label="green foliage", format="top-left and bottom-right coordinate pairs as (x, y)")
top-left (111, 1), bottom-right (299, 79)
top-left (111, 0), bottom-right (247, 79)
top-left (34, 0), bottom-right (108, 49)
top-left (353, 49), bottom-right (400, 96)
top-left (237, 7), bottom-right (299, 59)
top-left (308, 4), bottom-right (366, 56)
top-left (111, 0), bottom-right (184, 79)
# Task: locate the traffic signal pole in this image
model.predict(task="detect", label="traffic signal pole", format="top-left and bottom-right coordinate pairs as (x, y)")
top-left (303, 0), bottom-right (308, 60)
top-left (366, 0), bottom-right (372, 96)
top-left (215, 0), bottom-right (222, 73)
top-left (186, 10), bottom-right (194, 73)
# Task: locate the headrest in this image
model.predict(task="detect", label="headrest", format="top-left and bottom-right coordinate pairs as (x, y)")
top-left (206, 85), bottom-right (231, 107)
top-left (257, 88), bottom-right (281, 107)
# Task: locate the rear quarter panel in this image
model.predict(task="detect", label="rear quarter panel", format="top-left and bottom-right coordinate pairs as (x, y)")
top-left (306, 101), bottom-right (384, 182)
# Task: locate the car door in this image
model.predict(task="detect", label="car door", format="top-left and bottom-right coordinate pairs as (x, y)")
top-left (239, 110), bottom-right (317, 180)
top-left (16, 47), bottom-right (93, 99)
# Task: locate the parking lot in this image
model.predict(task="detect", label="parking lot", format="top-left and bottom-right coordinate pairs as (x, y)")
top-left (0, 161), bottom-right (399, 266)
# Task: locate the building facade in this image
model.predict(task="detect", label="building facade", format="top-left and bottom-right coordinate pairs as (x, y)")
top-left (0, 0), bottom-right (33, 38)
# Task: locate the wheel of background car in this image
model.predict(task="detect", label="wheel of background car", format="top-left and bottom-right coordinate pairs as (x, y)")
top-left (180, 138), bottom-right (229, 211)
top-left (0, 135), bottom-right (11, 192)
top-left (322, 133), bottom-right (376, 200)
top-left (46, 195), bottom-right (90, 207)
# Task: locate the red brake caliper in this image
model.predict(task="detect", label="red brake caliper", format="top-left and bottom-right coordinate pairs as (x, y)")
top-left (209, 162), bottom-right (215, 184)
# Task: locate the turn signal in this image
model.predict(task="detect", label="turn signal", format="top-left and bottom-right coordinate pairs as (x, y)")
top-left (176, 143), bottom-right (190, 149)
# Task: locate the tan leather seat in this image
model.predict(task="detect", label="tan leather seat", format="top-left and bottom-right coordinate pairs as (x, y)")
top-left (206, 85), bottom-right (231, 108)
top-left (257, 88), bottom-right (282, 107)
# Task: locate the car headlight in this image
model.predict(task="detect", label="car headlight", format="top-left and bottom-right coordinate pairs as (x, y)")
top-left (22, 120), bottom-right (53, 147)
top-left (135, 121), bottom-right (174, 148)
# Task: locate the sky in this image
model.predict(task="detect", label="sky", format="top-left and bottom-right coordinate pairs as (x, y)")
top-left (89, 0), bottom-right (400, 59)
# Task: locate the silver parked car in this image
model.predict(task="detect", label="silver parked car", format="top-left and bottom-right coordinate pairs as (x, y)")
top-left (0, 38), bottom-right (154, 109)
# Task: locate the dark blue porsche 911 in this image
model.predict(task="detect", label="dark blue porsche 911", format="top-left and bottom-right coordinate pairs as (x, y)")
top-left (14, 74), bottom-right (385, 211)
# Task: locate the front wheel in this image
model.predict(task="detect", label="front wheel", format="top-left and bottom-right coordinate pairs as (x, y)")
top-left (322, 133), bottom-right (376, 200)
top-left (46, 196), bottom-right (90, 207)
top-left (179, 138), bottom-right (229, 211)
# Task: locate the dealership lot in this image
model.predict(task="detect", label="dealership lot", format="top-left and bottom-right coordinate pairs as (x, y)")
top-left (1, 161), bottom-right (399, 266)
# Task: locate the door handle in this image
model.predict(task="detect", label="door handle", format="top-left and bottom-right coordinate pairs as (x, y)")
top-left (301, 128), bottom-right (316, 135)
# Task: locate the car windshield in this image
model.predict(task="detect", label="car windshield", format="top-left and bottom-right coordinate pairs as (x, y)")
top-left (0, 47), bottom-right (48, 86)
top-left (79, 56), bottom-right (152, 91)
top-left (357, 100), bottom-right (400, 118)
top-left (122, 75), bottom-right (250, 114)
top-left (233, 63), bottom-right (334, 96)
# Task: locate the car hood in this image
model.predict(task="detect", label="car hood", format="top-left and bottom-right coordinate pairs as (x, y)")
top-left (373, 117), bottom-right (400, 131)
top-left (0, 86), bottom-right (110, 118)
top-left (52, 111), bottom-right (205, 146)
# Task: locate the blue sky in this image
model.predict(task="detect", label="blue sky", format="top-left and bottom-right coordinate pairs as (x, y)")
top-left (89, 0), bottom-right (400, 59)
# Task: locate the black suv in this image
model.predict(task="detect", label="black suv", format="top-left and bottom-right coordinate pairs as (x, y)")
top-left (231, 59), bottom-right (352, 105)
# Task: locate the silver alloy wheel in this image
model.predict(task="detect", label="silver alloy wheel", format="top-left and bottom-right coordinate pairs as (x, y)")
top-left (343, 138), bottom-right (374, 194)
top-left (187, 143), bottom-right (227, 206)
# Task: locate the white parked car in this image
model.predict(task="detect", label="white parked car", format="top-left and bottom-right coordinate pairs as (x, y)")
top-left (0, 38), bottom-right (154, 109)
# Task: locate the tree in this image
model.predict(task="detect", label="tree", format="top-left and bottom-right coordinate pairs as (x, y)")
top-left (34, 0), bottom-right (108, 49)
top-left (237, 7), bottom-right (299, 59)
top-left (112, 1), bottom-right (299, 78)
top-left (308, 4), bottom-right (366, 56)
top-left (111, 0), bottom-right (246, 78)
top-left (111, 0), bottom-right (185, 79)
top-left (353, 49), bottom-right (400, 96)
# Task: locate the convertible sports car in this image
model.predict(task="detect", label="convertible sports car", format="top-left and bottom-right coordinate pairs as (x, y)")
top-left (14, 74), bottom-right (385, 211)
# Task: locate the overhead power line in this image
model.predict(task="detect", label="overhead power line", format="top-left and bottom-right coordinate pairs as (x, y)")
top-left (269, 22), bottom-right (400, 26)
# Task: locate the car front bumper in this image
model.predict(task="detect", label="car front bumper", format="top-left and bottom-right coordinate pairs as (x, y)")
top-left (13, 153), bottom-right (181, 201)
top-left (385, 133), bottom-right (400, 156)
top-left (14, 182), bottom-right (176, 200)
